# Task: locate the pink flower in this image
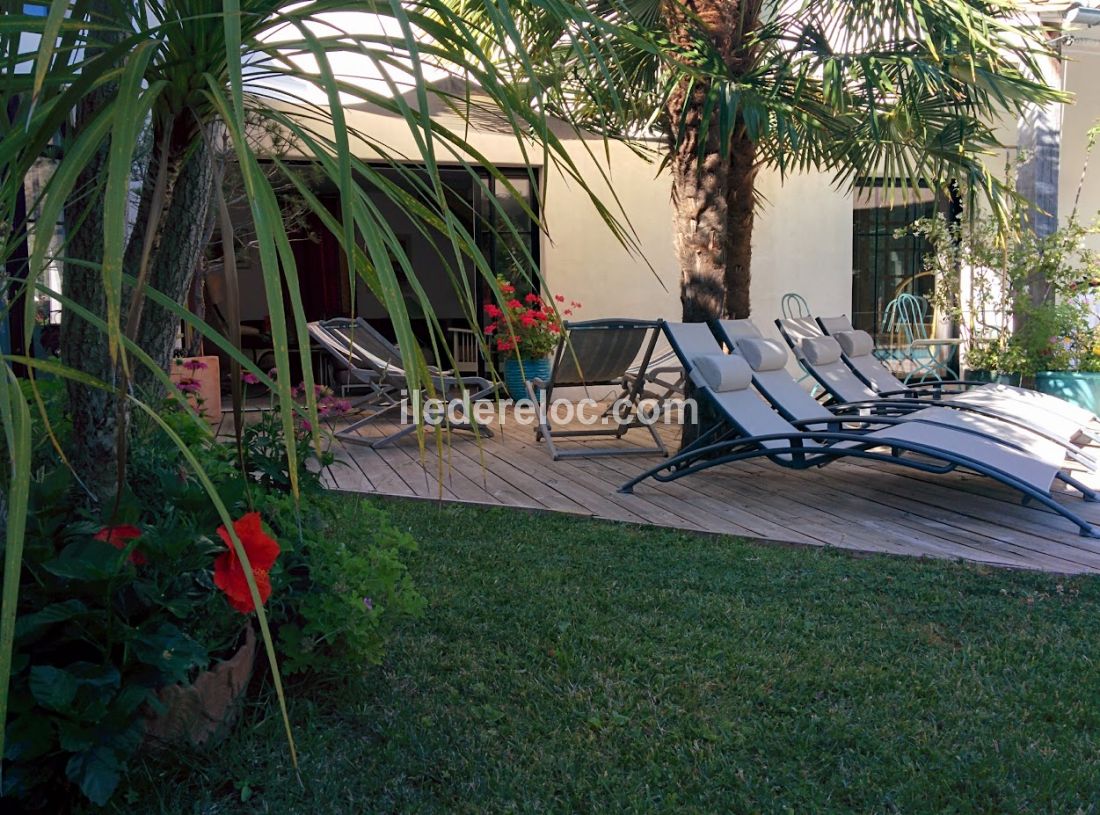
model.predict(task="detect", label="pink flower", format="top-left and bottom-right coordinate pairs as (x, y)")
top-left (176, 379), bottom-right (202, 394)
top-left (300, 419), bottom-right (312, 433)
top-left (182, 358), bottom-right (208, 371)
top-left (497, 339), bottom-right (514, 352)
top-left (571, 301), bottom-right (582, 309)
top-left (563, 309), bottom-right (573, 316)
top-left (554, 294), bottom-right (565, 303)
top-left (242, 372), bottom-right (260, 385)
top-left (484, 324), bottom-right (497, 334)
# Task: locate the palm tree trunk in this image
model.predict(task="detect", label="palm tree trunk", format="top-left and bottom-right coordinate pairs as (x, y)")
top-left (724, 128), bottom-right (757, 318)
top-left (662, 0), bottom-right (762, 322)
top-left (669, 79), bottom-right (730, 323)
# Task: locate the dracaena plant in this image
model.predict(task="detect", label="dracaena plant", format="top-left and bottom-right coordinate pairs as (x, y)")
top-left (0, 0), bottom-right (643, 805)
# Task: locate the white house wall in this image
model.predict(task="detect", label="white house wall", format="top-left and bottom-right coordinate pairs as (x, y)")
top-left (264, 99), bottom-right (853, 348)
top-left (1060, 39), bottom-right (1100, 247)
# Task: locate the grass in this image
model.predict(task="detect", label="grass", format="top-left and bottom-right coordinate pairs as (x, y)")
top-left (119, 495), bottom-right (1100, 813)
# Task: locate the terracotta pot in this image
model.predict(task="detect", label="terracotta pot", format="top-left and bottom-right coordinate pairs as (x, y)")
top-left (143, 627), bottom-right (256, 750)
top-left (169, 355), bottom-right (222, 423)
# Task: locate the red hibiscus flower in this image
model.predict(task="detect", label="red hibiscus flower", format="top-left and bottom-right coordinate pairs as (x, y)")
top-left (214, 513), bottom-right (281, 613)
top-left (94, 525), bottom-right (146, 565)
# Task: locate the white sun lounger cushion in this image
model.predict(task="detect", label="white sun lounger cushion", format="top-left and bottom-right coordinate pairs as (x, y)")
top-left (801, 335), bottom-right (843, 366)
top-left (737, 337), bottom-right (789, 372)
top-left (693, 354), bottom-right (753, 392)
top-left (834, 330), bottom-right (876, 359)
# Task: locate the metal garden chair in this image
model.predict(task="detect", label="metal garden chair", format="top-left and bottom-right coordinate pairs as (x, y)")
top-left (881, 292), bottom-right (962, 383)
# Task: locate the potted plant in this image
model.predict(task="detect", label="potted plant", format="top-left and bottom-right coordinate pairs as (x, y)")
top-left (907, 126), bottom-right (1100, 404)
top-left (170, 354), bottom-right (222, 422)
top-left (483, 278), bottom-right (580, 399)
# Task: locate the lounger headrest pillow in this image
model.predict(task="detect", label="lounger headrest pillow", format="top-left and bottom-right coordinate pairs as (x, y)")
top-left (800, 335), bottom-right (843, 365)
top-left (834, 330), bottom-right (875, 358)
top-left (736, 337), bottom-right (788, 372)
top-left (692, 354), bottom-right (753, 392)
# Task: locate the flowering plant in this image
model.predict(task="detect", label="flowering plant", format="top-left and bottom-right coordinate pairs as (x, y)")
top-left (483, 278), bottom-right (580, 358)
top-left (3, 388), bottom-right (419, 808)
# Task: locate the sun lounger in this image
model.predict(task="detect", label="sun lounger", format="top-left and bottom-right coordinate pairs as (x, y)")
top-left (778, 316), bottom-right (1100, 447)
top-left (619, 323), bottom-right (1098, 538)
top-left (309, 318), bottom-right (496, 447)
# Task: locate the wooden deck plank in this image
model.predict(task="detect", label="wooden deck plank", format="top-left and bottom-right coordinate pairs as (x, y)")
top-left (324, 408), bottom-right (1100, 575)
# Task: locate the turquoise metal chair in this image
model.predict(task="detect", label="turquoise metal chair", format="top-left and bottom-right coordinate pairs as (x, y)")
top-left (881, 293), bottom-right (962, 383)
top-left (780, 292), bottom-right (817, 394)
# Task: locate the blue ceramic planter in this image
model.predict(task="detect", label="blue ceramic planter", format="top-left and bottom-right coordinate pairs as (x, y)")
top-left (503, 357), bottom-right (550, 400)
top-left (1035, 371), bottom-right (1100, 417)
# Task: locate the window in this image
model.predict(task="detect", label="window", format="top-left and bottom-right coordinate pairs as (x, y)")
top-left (851, 180), bottom-right (951, 340)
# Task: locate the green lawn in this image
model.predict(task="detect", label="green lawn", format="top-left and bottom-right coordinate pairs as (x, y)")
top-left (120, 496), bottom-right (1100, 813)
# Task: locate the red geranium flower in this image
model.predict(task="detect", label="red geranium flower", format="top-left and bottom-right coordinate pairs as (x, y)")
top-left (484, 303), bottom-right (502, 319)
top-left (500, 282), bottom-right (515, 294)
top-left (524, 293), bottom-right (539, 304)
top-left (94, 525), bottom-right (146, 565)
top-left (214, 513), bottom-right (281, 613)
top-left (554, 294), bottom-right (565, 303)
top-left (506, 298), bottom-right (523, 310)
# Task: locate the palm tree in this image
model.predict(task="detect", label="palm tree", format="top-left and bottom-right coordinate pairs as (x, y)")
top-left (487, 0), bottom-right (1065, 320)
top-left (0, 0), bottom-right (640, 784)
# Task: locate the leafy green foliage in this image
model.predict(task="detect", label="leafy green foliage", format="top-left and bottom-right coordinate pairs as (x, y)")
top-left (495, 0), bottom-right (1064, 210)
top-left (264, 494), bottom-right (425, 676)
top-left (2, 396), bottom-right (419, 808)
top-left (908, 204), bottom-right (1100, 376)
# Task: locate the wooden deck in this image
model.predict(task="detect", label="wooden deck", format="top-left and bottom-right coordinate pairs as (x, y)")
top-left (312, 407), bottom-right (1100, 575)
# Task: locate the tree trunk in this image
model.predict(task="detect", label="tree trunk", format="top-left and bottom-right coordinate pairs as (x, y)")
top-left (63, 104), bottom-right (216, 503)
top-left (724, 129), bottom-right (757, 319)
top-left (662, 0), bottom-right (762, 321)
top-left (61, 80), bottom-right (127, 505)
top-left (129, 130), bottom-right (216, 394)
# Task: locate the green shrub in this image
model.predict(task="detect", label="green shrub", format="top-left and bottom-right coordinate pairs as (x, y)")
top-left (2, 394), bottom-right (420, 808)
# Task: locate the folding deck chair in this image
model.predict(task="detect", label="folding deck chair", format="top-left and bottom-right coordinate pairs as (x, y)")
top-left (309, 318), bottom-right (496, 448)
top-left (620, 323), bottom-right (1099, 538)
top-left (526, 318), bottom-right (669, 460)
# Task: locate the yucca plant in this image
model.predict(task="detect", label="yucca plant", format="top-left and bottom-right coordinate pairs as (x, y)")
top-left (0, 0), bottom-right (646, 802)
